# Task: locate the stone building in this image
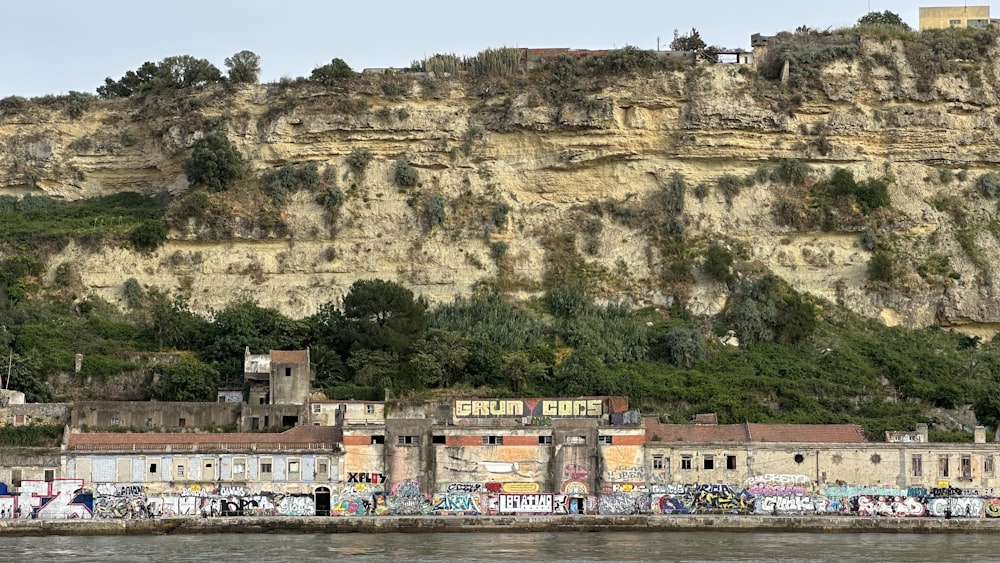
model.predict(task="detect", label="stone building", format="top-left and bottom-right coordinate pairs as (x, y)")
top-left (63, 425), bottom-right (342, 517)
top-left (645, 416), bottom-right (1000, 494)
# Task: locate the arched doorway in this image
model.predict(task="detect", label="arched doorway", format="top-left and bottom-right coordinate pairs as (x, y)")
top-left (314, 486), bottom-right (331, 516)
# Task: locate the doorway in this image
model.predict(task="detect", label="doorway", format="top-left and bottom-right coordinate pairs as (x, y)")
top-left (314, 486), bottom-right (331, 516)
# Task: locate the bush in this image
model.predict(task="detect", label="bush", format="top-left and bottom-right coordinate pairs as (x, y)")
top-left (183, 132), bottom-right (244, 192)
top-left (317, 185), bottom-right (345, 210)
top-left (703, 244), bottom-right (735, 283)
top-left (394, 158), bottom-right (419, 188)
top-left (151, 361), bottom-right (220, 402)
top-left (122, 278), bottom-right (144, 309)
top-left (489, 241), bottom-right (508, 261)
top-left (976, 172), bottom-right (1000, 198)
top-left (261, 162), bottom-right (320, 204)
top-left (0, 96), bottom-right (27, 115)
top-left (693, 182), bottom-right (709, 200)
top-left (868, 252), bottom-right (894, 283)
top-left (860, 227), bottom-right (877, 251)
top-left (660, 172), bottom-right (686, 215)
top-left (491, 203), bottom-right (510, 229)
top-left (424, 193), bottom-right (446, 229)
top-left (772, 159), bottom-right (810, 186)
top-left (310, 58), bottom-right (355, 87)
top-left (716, 174), bottom-right (743, 205)
top-left (130, 220), bottom-right (167, 251)
top-left (346, 148), bottom-right (374, 172)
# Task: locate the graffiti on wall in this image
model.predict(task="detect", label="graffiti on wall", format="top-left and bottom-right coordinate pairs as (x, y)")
top-left (498, 493), bottom-right (553, 514)
top-left (0, 479), bottom-right (93, 519)
top-left (453, 398), bottom-right (605, 419)
top-left (347, 472), bottom-right (386, 485)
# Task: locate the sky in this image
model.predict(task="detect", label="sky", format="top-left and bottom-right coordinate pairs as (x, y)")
top-left (0, 0), bottom-right (983, 98)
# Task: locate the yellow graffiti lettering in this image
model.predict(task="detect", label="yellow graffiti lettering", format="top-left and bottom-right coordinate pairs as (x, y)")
top-left (456, 400), bottom-right (524, 417)
top-left (541, 399), bottom-right (603, 417)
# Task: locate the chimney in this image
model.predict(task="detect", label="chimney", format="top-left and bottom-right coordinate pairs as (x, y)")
top-left (916, 423), bottom-right (929, 443)
top-left (975, 425), bottom-right (987, 444)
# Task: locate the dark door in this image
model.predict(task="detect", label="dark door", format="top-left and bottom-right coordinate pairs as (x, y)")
top-left (315, 487), bottom-right (331, 516)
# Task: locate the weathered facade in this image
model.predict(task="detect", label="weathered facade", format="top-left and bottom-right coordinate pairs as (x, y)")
top-left (918, 5), bottom-right (992, 30)
top-left (5, 393), bottom-right (1000, 519)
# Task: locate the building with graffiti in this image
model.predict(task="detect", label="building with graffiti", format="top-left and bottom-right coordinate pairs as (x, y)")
top-left (7, 381), bottom-right (1000, 520)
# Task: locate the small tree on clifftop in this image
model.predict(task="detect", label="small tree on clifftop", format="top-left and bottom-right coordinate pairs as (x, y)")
top-left (857, 11), bottom-right (910, 30)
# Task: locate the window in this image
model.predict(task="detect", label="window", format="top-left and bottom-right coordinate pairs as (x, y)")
top-left (233, 458), bottom-right (246, 479)
top-left (110, 417), bottom-right (121, 426)
top-left (317, 460), bottom-right (329, 477)
top-left (598, 435), bottom-right (612, 445)
top-left (681, 455), bottom-right (692, 470)
top-left (564, 436), bottom-right (586, 445)
top-left (483, 436), bottom-right (503, 445)
top-left (288, 460), bottom-right (301, 480)
top-left (11, 469), bottom-right (21, 487)
top-left (147, 463), bottom-right (157, 474)
top-left (312, 404), bottom-right (321, 414)
top-left (950, 19), bottom-right (962, 26)
top-left (260, 459), bottom-right (273, 476)
top-left (177, 464), bottom-right (185, 478)
top-left (285, 367), bottom-right (292, 377)
top-left (366, 404), bottom-right (376, 414)
top-left (44, 470), bottom-right (54, 483)
top-left (968, 19), bottom-right (990, 28)
top-left (251, 417), bottom-right (260, 430)
top-left (397, 435), bottom-right (420, 446)
top-left (259, 397), bottom-right (266, 405)
top-left (961, 455), bottom-right (972, 479)
top-left (652, 455), bottom-right (664, 470)
top-left (371, 435), bottom-right (385, 444)
top-left (703, 455), bottom-right (715, 470)
top-left (538, 435), bottom-right (552, 444)
top-left (432, 435), bottom-right (446, 444)
top-left (986, 456), bottom-right (995, 477)
top-left (178, 418), bottom-right (186, 428)
top-left (726, 455), bottom-right (737, 470)
top-left (912, 455), bottom-right (923, 477)
top-left (145, 418), bottom-right (153, 428)
top-left (939, 455), bottom-right (950, 477)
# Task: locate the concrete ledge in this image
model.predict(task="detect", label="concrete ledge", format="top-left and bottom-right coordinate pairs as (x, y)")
top-left (0, 515), bottom-right (997, 536)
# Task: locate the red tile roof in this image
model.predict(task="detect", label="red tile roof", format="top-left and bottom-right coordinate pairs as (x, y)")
top-left (67, 425), bottom-right (341, 452)
top-left (270, 350), bottom-right (309, 364)
top-left (645, 417), bottom-right (867, 443)
top-left (747, 423), bottom-right (867, 443)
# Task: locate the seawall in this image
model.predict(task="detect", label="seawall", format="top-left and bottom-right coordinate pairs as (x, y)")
top-left (0, 515), bottom-right (997, 537)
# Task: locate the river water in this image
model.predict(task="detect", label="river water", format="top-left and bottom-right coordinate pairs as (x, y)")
top-left (1, 531), bottom-right (994, 562)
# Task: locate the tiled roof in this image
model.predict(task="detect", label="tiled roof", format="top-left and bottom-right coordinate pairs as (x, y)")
top-left (270, 350), bottom-right (309, 364)
top-left (67, 425), bottom-right (341, 452)
top-left (645, 417), bottom-right (867, 443)
top-left (747, 423), bottom-right (867, 443)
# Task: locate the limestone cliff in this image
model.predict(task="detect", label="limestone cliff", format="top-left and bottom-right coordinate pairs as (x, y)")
top-left (3, 39), bottom-right (1000, 335)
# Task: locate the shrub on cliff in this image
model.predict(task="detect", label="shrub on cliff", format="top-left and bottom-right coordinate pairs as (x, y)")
top-left (183, 132), bottom-right (244, 192)
top-left (393, 158), bottom-right (419, 188)
top-left (310, 58), bottom-right (355, 87)
top-left (976, 172), bottom-right (1000, 198)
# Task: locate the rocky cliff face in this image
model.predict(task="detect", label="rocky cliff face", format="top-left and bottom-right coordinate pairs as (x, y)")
top-left (3, 40), bottom-right (1000, 334)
